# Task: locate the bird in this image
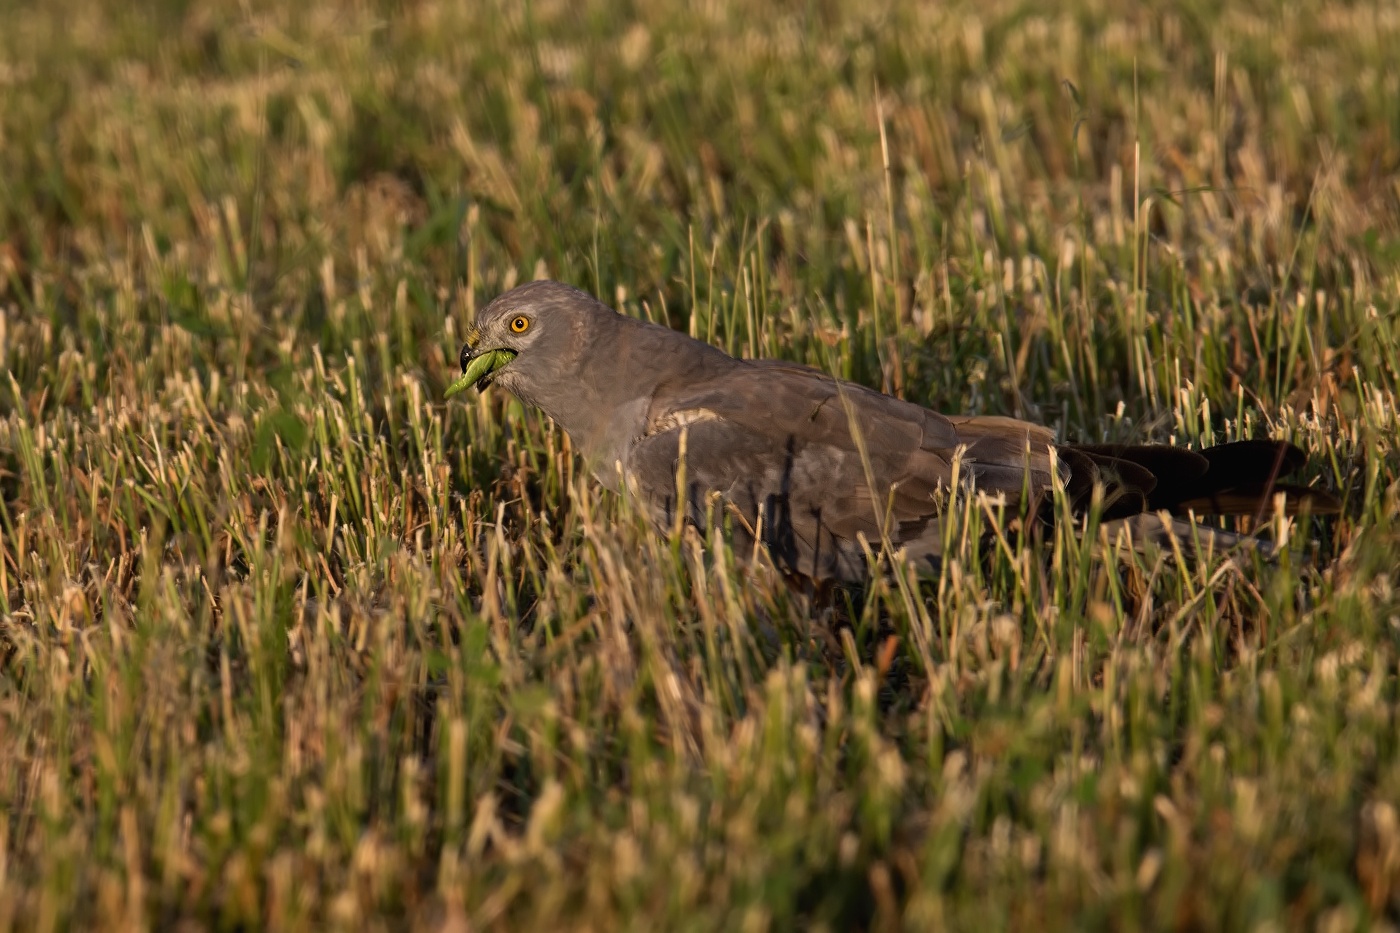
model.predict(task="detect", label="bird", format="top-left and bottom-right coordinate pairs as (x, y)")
top-left (446, 280), bottom-right (1340, 583)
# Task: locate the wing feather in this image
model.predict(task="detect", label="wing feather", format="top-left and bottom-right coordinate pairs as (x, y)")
top-left (631, 360), bottom-right (1061, 579)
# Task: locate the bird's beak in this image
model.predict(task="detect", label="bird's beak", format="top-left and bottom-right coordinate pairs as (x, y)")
top-left (445, 344), bottom-right (517, 398)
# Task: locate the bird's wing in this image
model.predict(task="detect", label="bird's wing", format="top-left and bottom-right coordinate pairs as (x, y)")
top-left (626, 359), bottom-right (1062, 580)
top-left (625, 359), bottom-right (1339, 581)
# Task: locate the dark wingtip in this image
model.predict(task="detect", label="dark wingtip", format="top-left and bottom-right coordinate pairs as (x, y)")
top-left (1060, 438), bottom-right (1340, 519)
top-left (1174, 440), bottom-right (1339, 516)
top-left (1199, 439), bottom-right (1307, 480)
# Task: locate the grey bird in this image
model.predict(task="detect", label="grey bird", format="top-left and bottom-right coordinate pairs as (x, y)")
top-left (447, 280), bottom-right (1340, 583)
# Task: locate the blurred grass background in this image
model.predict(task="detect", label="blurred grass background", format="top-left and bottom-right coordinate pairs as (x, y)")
top-left (2, 0), bottom-right (1399, 929)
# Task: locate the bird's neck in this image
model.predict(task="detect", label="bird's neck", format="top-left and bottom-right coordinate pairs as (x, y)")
top-left (566, 315), bottom-right (735, 487)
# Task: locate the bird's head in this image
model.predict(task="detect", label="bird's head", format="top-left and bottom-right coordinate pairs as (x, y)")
top-left (445, 280), bottom-right (616, 404)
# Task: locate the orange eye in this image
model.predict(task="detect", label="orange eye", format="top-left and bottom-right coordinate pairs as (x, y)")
top-left (510, 315), bottom-right (530, 334)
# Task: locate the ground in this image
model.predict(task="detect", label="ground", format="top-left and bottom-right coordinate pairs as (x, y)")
top-left (2, 0), bottom-right (1399, 930)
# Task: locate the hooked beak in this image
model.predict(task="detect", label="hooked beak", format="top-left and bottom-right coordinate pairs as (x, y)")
top-left (445, 342), bottom-right (517, 398)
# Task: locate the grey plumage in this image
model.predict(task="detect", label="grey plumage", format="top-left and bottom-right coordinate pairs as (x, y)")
top-left (449, 280), bottom-right (1339, 582)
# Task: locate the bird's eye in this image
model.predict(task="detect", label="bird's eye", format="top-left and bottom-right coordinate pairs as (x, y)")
top-left (510, 315), bottom-right (530, 334)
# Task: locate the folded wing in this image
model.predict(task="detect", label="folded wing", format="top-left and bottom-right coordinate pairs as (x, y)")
top-left (626, 359), bottom-right (1339, 581)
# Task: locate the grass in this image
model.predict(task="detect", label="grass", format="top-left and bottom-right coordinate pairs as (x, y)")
top-left (2, 0), bottom-right (1399, 928)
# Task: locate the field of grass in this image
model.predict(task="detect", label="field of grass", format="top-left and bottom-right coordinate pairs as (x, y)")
top-left (3, 0), bottom-right (1400, 929)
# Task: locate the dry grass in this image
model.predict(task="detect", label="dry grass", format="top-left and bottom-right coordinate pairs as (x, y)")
top-left (2, 0), bottom-right (1400, 929)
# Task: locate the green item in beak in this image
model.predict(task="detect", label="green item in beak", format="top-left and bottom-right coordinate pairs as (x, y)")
top-left (445, 349), bottom-right (517, 398)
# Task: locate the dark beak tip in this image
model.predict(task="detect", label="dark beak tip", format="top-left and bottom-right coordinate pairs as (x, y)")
top-left (458, 343), bottom-right (473, 373)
